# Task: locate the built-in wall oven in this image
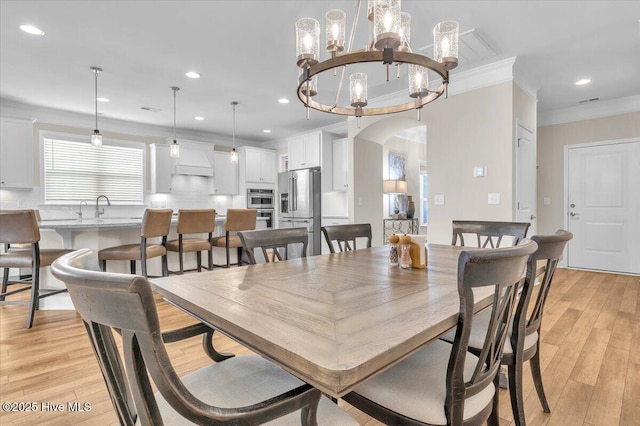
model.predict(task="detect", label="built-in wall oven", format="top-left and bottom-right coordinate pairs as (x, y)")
top-left (247, 189), bottom-right (274, 228)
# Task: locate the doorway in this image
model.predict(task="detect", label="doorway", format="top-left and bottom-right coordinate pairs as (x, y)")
top-left (515, 121), bottom-right (537, 236)
top-left (565, 139), bottom-right (640, 274)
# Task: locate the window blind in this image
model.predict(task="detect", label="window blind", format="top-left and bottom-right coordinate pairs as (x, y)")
top-left (43, 137), bottom-right (144, 203)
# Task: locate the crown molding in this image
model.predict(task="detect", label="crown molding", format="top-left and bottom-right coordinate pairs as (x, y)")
top-left (538, 95), bottom-right (640, 127)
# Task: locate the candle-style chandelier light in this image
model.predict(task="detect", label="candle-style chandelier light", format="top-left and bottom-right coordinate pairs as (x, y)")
top-left (296, 0), bottom-right (459, 120)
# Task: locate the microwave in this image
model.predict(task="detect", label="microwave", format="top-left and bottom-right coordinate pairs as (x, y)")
top-left (247, 188), bottom-right (274, 209)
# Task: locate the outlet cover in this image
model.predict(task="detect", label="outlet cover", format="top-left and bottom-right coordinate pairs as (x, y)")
top-left (488, 193), bottom-right (500, 204)
top-left (543, 197), bottom-right (551, 205)
top-left (434, 195), bottom-right (445, 205)
top-left (473, 166), bottom-right (486, 177)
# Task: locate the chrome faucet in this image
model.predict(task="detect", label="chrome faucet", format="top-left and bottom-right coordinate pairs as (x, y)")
top-left (95, 195), bottom-right (111, 218)
top-left (77, 200), bottom-right (88, 219)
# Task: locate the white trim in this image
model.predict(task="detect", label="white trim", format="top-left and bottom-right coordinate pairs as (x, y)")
top-left (539, 95), bottom-right (640, 127)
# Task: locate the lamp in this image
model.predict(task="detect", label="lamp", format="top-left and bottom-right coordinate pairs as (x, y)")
top-left (384, 179), bottom-right (407, 217)
top-left (170, 86), bottom-right (180, 158)
top-left (296, 0), bottom-right (458, 120)
top-left (230, 101), bottom-right (239, 164)
top-left (90, 66), bottom-right (103, 147)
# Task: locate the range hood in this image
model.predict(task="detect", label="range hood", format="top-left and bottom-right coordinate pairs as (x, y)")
top-left (174, 147), bottom-right (214, 176)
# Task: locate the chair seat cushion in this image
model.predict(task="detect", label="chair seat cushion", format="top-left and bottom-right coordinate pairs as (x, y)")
top-left (98, 244), bottom-right (166, 261)
top-left (349, 339), bottom-right (495, 425)
top-left (166, 238), bottom-right (211, 253)
top-left (0, 248), bottom-right (72, 268)
top-left (440, 309), bottom-right (539, 355)
top-left (210, 235), bottom-right (242, 248)
top-left (153, 355), bottom-right (358, 425)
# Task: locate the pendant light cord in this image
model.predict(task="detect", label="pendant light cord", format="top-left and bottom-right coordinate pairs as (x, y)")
top-left (173, 89), bottom-right (176, 140)
top-left (231, 101), bottom-right (238, 149)
top-left (94, 70), bottom-right (98, 130)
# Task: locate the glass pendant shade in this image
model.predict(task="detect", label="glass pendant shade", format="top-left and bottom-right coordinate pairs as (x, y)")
top-left (296, 18), bottom-right (320, 67)
top-left (325, 10), bottom-right (346, 53)
top-left (350, 73), bottom-right (368, 107)
top-left (91, 130), bottom-right (102, 147)
top-left (408, 64), bottom-right (429, 98)
top-left (373, 0), bottom-right (401, 50)
top-left (433, 20), bottom-right (459, 63)
top-left (170, 140), bottom-right (179, 158)
top-left (398, 12), bottom-right (411, 52)
top-left (298, 68), bottom-right (318, 97)
top-left (230, 148), bottom-right (239, 164)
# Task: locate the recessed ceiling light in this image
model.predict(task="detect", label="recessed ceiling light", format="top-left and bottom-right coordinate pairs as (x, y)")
top-left (20, 24), bottom-right (45, 36)
top-left (575, 78), bottom-right (591, 86)
top-left (278, 98), bottom-right (290, 104)
top-left (195, 116), bottom-right (205, 121)
top-left (263, 129), bottom-right (272, 133)
top-left (185, 71), bottom-right (200, 79)
top-left (96, 97), bottom-right (109, 103)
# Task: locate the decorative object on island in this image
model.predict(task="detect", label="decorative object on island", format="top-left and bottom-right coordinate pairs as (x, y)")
top-left (295, 0), bottom-right (458, 120)
top-left (230, 101), bottom-right (239, 164)
top-left (169, 86), bottom-right (180, 158)
top-left (383, 179), bottom-right (407, 219)
top-left (406, 195), bottom-right (415, 219)
top-left (90, 66), bottom-right (103, 147)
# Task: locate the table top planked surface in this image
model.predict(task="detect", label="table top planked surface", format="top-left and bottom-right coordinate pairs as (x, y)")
top-left (151, 244), bottom-right (494, 397)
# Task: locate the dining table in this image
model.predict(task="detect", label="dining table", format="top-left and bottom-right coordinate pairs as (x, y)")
top-left (149, 244), bottom-right (495, 399)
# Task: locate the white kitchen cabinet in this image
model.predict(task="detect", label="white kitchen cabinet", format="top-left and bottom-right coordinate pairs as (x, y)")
top-left (210, 151), bottom-right (238, 195)
top-left (239, 146), bottom-right (276, 185)
top-left (332, 138), bottom-right (348, 191)
top-left (0, 116), bottom-right (34, 189)
top-left (150, 144), bottom-right (173, 193)
top-left (287, 131), bottom-right (334, 192)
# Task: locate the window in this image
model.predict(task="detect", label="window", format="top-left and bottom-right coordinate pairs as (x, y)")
top-left (43, 136), bottom-right (144, 203)
top-left (420, 173), bottom-right (428, 226)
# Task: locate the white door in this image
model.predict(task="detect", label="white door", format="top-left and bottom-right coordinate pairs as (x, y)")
top-left (566, 140), bottom-right (640, 274)
top-left (515, 123), bottom-right (537, 236)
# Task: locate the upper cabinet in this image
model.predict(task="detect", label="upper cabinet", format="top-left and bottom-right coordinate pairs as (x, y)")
top-left (0, 116), bottom-right (34, 190)
top-left (150, 144), bottom-right (173, 193)
top-left (287, 131), bottom-right (334, 192)
top-left (239, 146), bottom-right (276, 186)
top-left (332, 138), bottom-right (348, 191)
top-left (210, 151), bottom-right (238, 195)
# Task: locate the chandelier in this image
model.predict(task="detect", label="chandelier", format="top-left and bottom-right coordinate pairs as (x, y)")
top-left (295, 0), bottom-right (459, 120)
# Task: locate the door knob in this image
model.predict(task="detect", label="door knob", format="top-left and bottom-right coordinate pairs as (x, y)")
top-left (530, 215), bottom-right (537, 220)
top-left (570, 212), bottom-right (580, 217)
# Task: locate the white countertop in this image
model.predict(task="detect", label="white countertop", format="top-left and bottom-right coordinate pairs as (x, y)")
top-left (40, 216), bottom-right (266, 230)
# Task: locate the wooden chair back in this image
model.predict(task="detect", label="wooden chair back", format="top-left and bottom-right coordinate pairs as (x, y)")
top-left (225, 209), bottom-right (257, 232)
top-left (140, 209), bottom-right (173, 239)
top-left (446, 240), bottom-right (537, 424)
top-left (321, 223), bottom-right (372, 253)
top-left (51, 249), bottom-right (321, 425)
top-left (451, 220), bottom-right (531, 248)
top-left (175, 209), bottom-right (215, 235)
top-left (237, 228), bottom-right (308, 264)
top-left (0, 210), bottom-right (40, 245)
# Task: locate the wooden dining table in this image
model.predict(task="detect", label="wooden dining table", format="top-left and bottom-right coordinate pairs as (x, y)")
top-left (150, 244), bottom-right (495, 399)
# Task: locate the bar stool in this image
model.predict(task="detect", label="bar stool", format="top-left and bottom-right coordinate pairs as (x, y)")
top-left (0, 210), bottom-right (72, 328)
top-left (166, 209), bottom-right (215, 274)
top-left (211, 209), bottom-right (257, 268)
top-left (98, 208), bottom-right (173, 277)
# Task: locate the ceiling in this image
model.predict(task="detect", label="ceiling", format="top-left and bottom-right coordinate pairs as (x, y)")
top-left (1, 1), bottom-right (639, 144)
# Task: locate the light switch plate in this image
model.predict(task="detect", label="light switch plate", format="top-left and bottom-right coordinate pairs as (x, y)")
top-left (543, 197), bottom-right (551, 205)
top-left (434, 195), bottom-right (445, 205)
top-left (473, 166), bottom-right (486, 177)
top-left (488, 193), bottom-right (500, 204)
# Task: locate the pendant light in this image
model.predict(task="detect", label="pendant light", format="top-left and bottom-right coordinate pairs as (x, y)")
top-left (230, 101), bottom-right (239, 164)
top-left (90, 66), bottom-right (103, 147)
top-left (170, 86), bottom-right (180, 158)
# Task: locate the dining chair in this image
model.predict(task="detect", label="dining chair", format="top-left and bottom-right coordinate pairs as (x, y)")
top-left (451, 220), bottom-right (531, 248)
top-left (441, 230), bottom-right (573, 426)
top-left (51, 248), bottom-right (357, 426)
top-left (0, 209), bottom-right (72, 328)
top-left (321, 223), bottom-right (372, 253)
top-left (211, 208), bottom-right (257, 268)
top-left (98, 208), bottom-right (173, 277)
top-left (237, 227), bottom-right (308, 264)
top-left (342, 239), bottom-right (537, 426)
top-left (166, 209), bottom-right (215, 274)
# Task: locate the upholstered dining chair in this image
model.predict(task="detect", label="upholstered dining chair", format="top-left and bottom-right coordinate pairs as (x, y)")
top-left (451, 220), bottom-right (531, 248)
top-left (211, 209), bottom-right (257, 268)
top-left (51, 249), bottom-right (357, 426)
top-left (98, 208), bottom-right (173, 277)
top-left (441, 230), bottom-right (573, 426)
top-left (342, 240), bottom-right (538, 426)
top-left (237, 227), bottom-right (308, 264)
top-left (166, 209), bottom-right (215, 274)
top-left (0, 209), bottom-right (72, 328)
top-left (321, 223), bottom-right (372, 253)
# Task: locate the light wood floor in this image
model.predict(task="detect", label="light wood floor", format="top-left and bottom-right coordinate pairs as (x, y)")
top-left (0, 268), bottom-right (638, 425)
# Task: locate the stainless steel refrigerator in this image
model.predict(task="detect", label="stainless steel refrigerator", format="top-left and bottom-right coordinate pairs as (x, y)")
top-left (278, 168), bottom-right (321, 256)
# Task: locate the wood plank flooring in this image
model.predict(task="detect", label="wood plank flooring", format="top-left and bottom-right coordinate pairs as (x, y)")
top-left (0, 268), bottom-right (638, 425)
